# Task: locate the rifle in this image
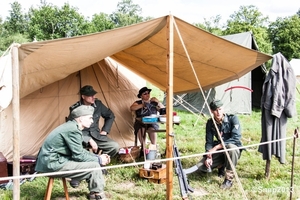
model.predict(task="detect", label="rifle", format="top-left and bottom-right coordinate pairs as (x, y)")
top-left (173, 141), bottom-right (194, 200)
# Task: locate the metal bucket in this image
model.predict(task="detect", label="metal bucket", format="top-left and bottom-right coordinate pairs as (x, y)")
top-left (146, 150), bottom-right (157, 160)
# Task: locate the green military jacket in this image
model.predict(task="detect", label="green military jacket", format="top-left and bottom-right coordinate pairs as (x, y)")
top-left (35, 120), bottom-right (99, 172)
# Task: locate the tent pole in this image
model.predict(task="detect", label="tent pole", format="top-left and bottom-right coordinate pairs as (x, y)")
top-left (166, 15), bottom-right (174, 200)
top-left (12, 44), bottom-right (20, 199)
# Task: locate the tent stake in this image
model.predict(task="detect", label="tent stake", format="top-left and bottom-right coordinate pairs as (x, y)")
top-left (290, 128), bottom-right (298, 200)
top-left (265, 160), bottom-right (270, 180)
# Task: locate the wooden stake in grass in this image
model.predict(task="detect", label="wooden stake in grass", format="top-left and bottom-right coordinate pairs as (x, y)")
top-left (290, 128), bottom-right (298, 200)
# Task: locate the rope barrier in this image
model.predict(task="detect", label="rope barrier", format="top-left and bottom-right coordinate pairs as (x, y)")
top-left (0, 135), bottom-right (294, 183)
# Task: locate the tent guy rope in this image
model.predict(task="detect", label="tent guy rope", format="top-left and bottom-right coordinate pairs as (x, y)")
top-left (172, 16), bottom-right (249, 199)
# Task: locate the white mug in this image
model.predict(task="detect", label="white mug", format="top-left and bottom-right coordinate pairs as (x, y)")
top-left (144, 162), bottom-right (150, 169)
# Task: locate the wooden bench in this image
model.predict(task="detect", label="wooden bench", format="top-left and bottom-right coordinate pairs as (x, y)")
top-left (44, 177), bottom-right (69, 200)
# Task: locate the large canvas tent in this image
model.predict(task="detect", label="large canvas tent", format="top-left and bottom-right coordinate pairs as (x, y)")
top-left (290, 58), bottom-right (300, 80)
top-left (171, 32), bottom-right (267, 115)
top-left (0, 15), bottom-right (271, 199)
top-left (1, 13), bottom-right (271, 162)
top-left (0, 16), bottom-right (271, 159)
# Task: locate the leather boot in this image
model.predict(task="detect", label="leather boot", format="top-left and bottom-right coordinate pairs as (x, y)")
top-left (220, 170), bottom-right (234, 189)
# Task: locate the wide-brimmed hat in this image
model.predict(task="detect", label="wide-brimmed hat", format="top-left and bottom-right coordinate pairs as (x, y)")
top-left (137, 87), bottom-right (152, 98)
top-left (80, 85), bottom-right (97, 96)
top-left (71, 105), bottom-right (94, 118)
top-left (209, 99), bottom-right (223, 111)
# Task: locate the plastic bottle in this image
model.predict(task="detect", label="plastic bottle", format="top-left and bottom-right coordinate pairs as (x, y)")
top-left (207, 166), bottom-right (212, 183)
top-left (156, 144), bottom-right (161, 162)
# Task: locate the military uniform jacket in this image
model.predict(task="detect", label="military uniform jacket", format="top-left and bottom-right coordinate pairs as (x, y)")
top-left (205, 114), bottom-right (242, 152)
top-left (68, 99), bottom-right (115, 144)
top-left (35, 120), bottom-right (99, 172)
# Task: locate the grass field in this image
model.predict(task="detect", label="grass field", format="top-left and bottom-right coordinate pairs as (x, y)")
top-left (0, 84), bottom-right (300, 200)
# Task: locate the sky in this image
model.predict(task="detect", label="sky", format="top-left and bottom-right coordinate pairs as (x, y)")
top-left (0, 0), bottom-right (299, 24)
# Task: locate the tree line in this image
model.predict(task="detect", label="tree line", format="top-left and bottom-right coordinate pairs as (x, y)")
top-left (1, 0), bottom-right (300, 61)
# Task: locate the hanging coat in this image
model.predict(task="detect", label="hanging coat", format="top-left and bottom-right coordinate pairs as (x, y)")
top-left (258, 52), bottom-right (296, 164)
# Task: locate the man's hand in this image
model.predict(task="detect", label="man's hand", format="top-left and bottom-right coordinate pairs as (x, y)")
top-left (205, 158), bottom-right (213, 168)
top-left (150, 97), bottom-right (159, 103)
top-left (100, 154), bottom-right (110, 165)
top-left (89, 138), bottom-right (98, 152)
top-left (100, 131), bottom-right (107, 136)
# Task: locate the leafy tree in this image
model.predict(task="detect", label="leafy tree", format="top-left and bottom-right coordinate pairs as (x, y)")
top-left (0, 33), bottom-right (29, 53)
top-left (0, 2), bottom-right (29, 54)
top-left (0, 17), bottom-right (5, 36)
top-left (194, 15), bottom-right (223, 35)
top-left (223, 5), bottom-right (272, 54)
top-left (268, 15), bottom-right (300, 60)
top-left (4, 1), bottom-right (28, 35)
top-left (27, 2), bottom-right (90, 40)
top-left (110, 0), bottom-right (144, 27)
top-left (89, 13), bottom-right (115, 33)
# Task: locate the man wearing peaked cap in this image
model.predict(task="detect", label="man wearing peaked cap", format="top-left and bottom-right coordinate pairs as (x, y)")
top-left (68, 85), bottom-right (119, 159)
top-left (187, 99), bottom-right (244, 190)
top-left (209, 99), bottom-right (223, 111)
top-left (35, 104), bottom-right (110, 200)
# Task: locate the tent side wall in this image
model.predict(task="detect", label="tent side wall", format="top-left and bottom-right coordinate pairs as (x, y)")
top-left (0, 59), bottom-right (138, 161)
top-left (290, 59), bottom-right (300, 80)
top-left (170, 32), bottom-right (266, 115)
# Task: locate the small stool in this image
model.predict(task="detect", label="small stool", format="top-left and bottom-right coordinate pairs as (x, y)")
top-left (44, 177), bottom-right (69, 200)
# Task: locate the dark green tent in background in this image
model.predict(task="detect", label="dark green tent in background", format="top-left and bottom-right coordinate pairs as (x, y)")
top-left (169, 31), bottom-right (267, 115)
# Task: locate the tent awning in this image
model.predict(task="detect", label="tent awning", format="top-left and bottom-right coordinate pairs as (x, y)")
top-left (18, 15), bottom-right (272, 98)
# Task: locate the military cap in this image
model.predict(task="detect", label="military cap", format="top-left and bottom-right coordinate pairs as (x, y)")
top-left (71, 105), bottom-right (94, 118)
top-left (80, 85), bottom-right (97, 96)
top-left (209, 99), bottom-right (223, 111)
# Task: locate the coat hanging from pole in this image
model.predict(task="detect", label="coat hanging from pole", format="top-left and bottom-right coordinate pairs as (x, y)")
top-left (259, 52), bottom-right (296, 165)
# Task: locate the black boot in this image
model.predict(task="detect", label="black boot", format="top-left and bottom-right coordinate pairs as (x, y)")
top-left (70, 179), bottom-right (80, 188)
top-left (220, 170), bottom-right (234, 189)
top-left (220, 179), bottom-right (232, 189)
top-left (218, 165), bottom-right (225, 177)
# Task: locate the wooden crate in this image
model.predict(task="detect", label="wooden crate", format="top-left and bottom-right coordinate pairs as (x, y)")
top-left (139, 164), bottom-right (166, 184)
top-left (149, 178), bottom-right (166, 184)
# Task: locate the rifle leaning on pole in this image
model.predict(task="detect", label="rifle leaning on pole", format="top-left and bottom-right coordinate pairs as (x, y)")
top-left (173, 140), bottom-right (194, 200)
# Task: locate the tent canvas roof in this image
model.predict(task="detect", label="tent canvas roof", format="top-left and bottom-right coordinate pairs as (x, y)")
top-left (18, 15), bottom-right (272, 98)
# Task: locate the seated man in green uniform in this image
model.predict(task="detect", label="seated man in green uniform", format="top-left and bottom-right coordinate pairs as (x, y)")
top-left (186, 99), bottom-right (243, 189)
top-left (35, 105), bottom-right (110, 200)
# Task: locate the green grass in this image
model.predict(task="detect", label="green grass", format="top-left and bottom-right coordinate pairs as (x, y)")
top-left (1, 84), bottom-right (300, 199)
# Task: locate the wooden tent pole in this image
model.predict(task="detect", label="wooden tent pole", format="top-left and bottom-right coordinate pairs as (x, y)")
top-left (290, 128), bottom-right (298, 200)
top-left (12, 44), bottom-right (20, 199)
top-left (166, 15), bottom-right (174, 200)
